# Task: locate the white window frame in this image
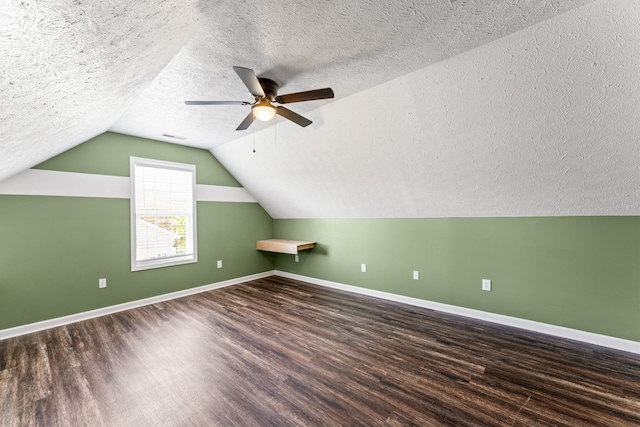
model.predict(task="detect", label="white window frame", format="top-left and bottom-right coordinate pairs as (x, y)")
top-left (130, 157), bottom-right (198, 271)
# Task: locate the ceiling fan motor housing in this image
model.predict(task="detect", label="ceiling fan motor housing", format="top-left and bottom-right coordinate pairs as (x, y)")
top-left (257, 78), bottom-right (279, 101)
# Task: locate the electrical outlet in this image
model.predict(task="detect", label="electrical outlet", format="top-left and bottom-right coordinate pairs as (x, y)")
top-left (482, 279), bottom-right (492, 291)
top-left (361, 263), bottom-right (367, 273)
top-left (413, 271), bottom-right (419, 280)
top-left (295, 255), bottom-right (299, 263)
top-left (217, 260), bottom-right (222, 269)
top-left (99, 278), bottom-right (107, 289)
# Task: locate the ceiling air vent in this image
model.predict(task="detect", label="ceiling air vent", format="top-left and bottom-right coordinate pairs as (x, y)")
top-left (162, 133), bottom-right (188, 140)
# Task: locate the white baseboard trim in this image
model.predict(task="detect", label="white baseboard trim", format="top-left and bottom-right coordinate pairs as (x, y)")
top-left (0, 271), bottom-right (275, 341)
top-left (274, 271), bottom-right (640, 355)
top-left (5, 270), bottom-right (638, 355)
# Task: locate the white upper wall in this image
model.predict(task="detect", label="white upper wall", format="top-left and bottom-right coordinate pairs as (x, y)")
top-left (212, 0), bottom-right (640, 219)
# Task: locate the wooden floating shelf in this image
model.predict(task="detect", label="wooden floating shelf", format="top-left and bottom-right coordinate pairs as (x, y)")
top-left (256, 239), bottom-right (316, 255)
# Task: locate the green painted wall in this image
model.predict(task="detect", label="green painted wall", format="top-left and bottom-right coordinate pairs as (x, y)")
top-left (274, 218), bottom-right (640, 341)
top-left (0, 132), bottom-right (274, 330)
top-left (35, 132), bottom-right (241, 186)
top-left (3, 132), bottom-right (639, 344)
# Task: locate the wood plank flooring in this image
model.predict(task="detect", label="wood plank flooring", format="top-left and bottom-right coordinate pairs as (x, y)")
top-left (1, 276), bottom-right (640, 426)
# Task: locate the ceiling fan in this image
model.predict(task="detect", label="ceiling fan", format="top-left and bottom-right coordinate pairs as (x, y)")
top-left (185, 66), bottom-right (334, 131)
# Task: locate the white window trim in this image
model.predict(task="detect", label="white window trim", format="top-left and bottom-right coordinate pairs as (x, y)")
top-left (130, 157), bottom-right (198, 271)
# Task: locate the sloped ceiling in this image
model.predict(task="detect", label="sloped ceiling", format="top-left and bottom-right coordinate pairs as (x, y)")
top-left (0, 0), bottom-right (205, 180)
top-left (213, 0), bottom-right (640, 218)
top-left (3, 0), bottom-right (638, 219)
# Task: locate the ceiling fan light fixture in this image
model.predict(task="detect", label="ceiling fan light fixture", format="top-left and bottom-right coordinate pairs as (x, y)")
top-left (252, 102), bottom-right (276, 121)
top-left (185, 66), bottom-right (333, 130)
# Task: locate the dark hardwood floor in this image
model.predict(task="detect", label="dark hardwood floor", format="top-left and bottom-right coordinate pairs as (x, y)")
top-left (1, 276), bottom-right (640, 426)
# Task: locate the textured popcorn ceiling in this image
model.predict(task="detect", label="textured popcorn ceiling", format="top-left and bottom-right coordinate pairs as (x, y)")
top-left (212, 0), bottom-right (640, 218)
top-left (0, 0), bottom-right (206, 180)
top-left (110, 0), bottom-right (596, 148)
top-left (4, 0), bottom-right (638, 218)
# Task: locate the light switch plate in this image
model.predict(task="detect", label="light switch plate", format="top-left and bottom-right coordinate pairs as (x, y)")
top-left (482, 279), bottom-right (492, 291)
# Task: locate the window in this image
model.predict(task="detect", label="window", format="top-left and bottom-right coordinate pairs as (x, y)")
top-left (130, 157), bottom-right (197, 271)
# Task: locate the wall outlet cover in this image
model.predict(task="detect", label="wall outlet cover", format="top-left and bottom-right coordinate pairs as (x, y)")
top-left (413, 271), bottom-right (419, 280)
top-left (217, 260), bottom-right (222, 269)
top-left (361, 263), bottom-right (367, 273)
top-left (99, 278), bottom-right (107, 289)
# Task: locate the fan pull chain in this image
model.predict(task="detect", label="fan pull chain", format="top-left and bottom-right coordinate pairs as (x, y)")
top-left (252, 127), bottom-right (256, 153)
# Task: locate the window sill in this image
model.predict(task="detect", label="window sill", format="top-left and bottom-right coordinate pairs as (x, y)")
top-left (131, 255), bottom-right (197, 272)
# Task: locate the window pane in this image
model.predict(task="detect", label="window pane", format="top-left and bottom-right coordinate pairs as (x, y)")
top-left (136, 215), bottom-right (191, 261)
top-left (131, 158), bottom-right (197, 270)
top-left (135, 166), bottom-right (193, 211)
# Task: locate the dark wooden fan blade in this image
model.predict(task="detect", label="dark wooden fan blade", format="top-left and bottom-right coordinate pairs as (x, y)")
top-left (276, 106), bottom-right (312, 127)
top-left (275, 88), bottom-right (334, 104)
top-left (185, 101), bottom-right (250, 105)
top-left (233, 66), bottom-right (265, 98)
top-left (236, 112), bottom-right (254, 131)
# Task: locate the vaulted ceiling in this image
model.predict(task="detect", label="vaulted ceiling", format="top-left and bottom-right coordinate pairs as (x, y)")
top-left (2, 0), bottom-right (638, 218)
